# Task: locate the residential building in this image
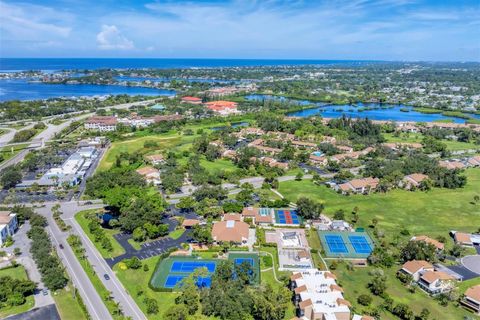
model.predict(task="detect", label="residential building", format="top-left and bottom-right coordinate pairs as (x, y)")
top-left (418, 271), bottom-right (456, 295)
top-left (402, 173), bottom-right (429, 189)
top-left (145, 154), bottom-right (165, 165)
top-left (399, 260), bottom-right (434, 281)
top-left (337, 177), bottom-right (379, 194)
top-left (211, 220), bottom-right (250, 245)
top-left (85, 116), bottom-right (117, 131)
top-left (182, 219), bottom-right (200, 229)
top-left (0, 211), bottom-right (18, 246)
top-left (461, 285), bottom-right (480, 315)
top-left (154, 114), bottom-right (184, 122)
top-left (223, 213), bottom-right (242, 221)
top-left (467, 156), bottom-right (480, 167)
top-left (410, 235), bottom-right (445, 251)
top-left (181, 96), bottom-right (203, 104)
top-left (241, 207), bottom-right (273, 225)
top-left (205, 101), bottom-right (240, 115)
top-left (439, 160), bottom-right (466, 170)
top-left (352, 316), bottom-right (375, 320)
top-left (453, 232), bottom-right (473, 246)
top-left (290, 269), bottom-right (350, 320)
top-left (136, 166), bottom-right (161, 185)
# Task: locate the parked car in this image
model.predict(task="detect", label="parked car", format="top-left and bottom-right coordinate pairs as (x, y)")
top-left (59, 244), bottom-right (64, 249)
top-left (104, 274), bottom-right (110, 280)
top-left (42, 289), bottom-right (48, 296)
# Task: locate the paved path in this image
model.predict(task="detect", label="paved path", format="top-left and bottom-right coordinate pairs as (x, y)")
top-left (5, 304), bottom-right (60, 320)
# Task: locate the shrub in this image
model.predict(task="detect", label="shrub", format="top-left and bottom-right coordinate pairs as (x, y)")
top-left (357, 294), bottom-right (372, 306)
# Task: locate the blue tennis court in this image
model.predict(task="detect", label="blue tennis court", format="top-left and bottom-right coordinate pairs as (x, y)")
top-left (171, 261), bottom-right (216, 273)
top-left (349, 235), bottom-right (372, 254)
top-left (275, 209), bottom-right (301, 225)
top-left (164, 275), bottom-right (211, 288)
top-left (324, 235), bottom-right (348, 253)
top-left (234, 258), bottom-right (254, 266)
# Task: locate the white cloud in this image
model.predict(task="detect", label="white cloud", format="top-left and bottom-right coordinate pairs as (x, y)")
top-left (96, 25), bottom-right (134, 50)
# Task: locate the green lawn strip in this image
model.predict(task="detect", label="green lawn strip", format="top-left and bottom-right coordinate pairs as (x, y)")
top-left (458, 276), bottom-right (480, 294)
top-left (278, 169), bottom-right (480, 241)
top-left (52, 285), bottom-right (89, 320)
top-left (0, 143), bottom-right (29, 163)
top-left (334, 263), bottom-right (471, 319)
top-left (168, 229), bottom-right (185, 240)
top-left (69, 244), bottom-right (123, 319)
top-left (0, 265), bottom-right (35, 318)
top-left (113, 256), bottom-right (180, 320)
top-left (75, 210), bottom-right (125, 258)
top-left (306, 229), bottom-right (327, 270)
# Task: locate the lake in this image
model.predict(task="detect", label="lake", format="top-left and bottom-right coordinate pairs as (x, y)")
top-left (0, 79), bottom-right (176, 101)
top-left (245, 94), bottom-right (480, 123)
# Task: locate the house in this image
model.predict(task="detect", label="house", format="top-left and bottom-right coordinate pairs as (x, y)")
top-left (418, 271), bottom-right (456, 295)
top-left (136, 166), bottom-right (161, 185)
top-left (222, 150), bottom-right (237, 160)
top-left (181, 96), bottom-right (203, 104)
top-left (85, 116), bottom-right (117, 131)
top-left (399, 260), bottom-right (434, 281)
top-left (260, 157), bottom-right (289, 169)
top-left (0, 211), bottom-right (18, 246)
top-left (309, 155), bottom-right (328, 166)
top-left (402, 173), bottom-right (429, 189)
top-left (467, 156), bottom-right (480, 167)
top-left (223, 213), bottom-right (242, 221)
top-left (337, 177), bottom-right (379, 194)
top-left (182, 219), bottom-right (200, 229)
top-left (205, 101), bottom-right (240, 116)
top-left (211, 220), bottom-right (250, 245)
top-left (290, 269), bottom-right (350, 320)
top-left (241, 207), bottom-right (273, 225)
top-left (439, 160), bottom-right (466, 170)
top-left (382, 142), bottom-right (423, 151)
top-left (453, 232), bottom-right (473, 246)
top-left (145, 154), bottom-right (165, 165)
top-left (461, 285), bottom-right (480, 315)
top-left (410, 235), bottom-right (445, 251)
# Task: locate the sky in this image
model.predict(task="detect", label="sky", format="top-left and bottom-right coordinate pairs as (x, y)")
top-left (0, 0), bottom-right (479, 61)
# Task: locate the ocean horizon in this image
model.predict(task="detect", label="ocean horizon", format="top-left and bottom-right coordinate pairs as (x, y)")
top-left (0, 58), bottom-right (386, 71)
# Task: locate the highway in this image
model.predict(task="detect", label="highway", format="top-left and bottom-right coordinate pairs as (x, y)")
top-left (37, 202), bottom-right (146, 320)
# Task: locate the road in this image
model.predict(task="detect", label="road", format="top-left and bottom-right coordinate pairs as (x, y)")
top-left (34, 203), bottom-right (113, 320)
top-left (37, 201), bottom-right (146, 320)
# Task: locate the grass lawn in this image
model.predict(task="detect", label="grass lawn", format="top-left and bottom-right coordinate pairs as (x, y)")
top-left (306, 229), bottom-right (327, 270)
top-left (0, 265), bottom-right (35, 318)
top-left (384, 132), bottom-right (480, 151)
top-left (169, 229), bottom-right (185, 240)
top-left (53, 285), bottom-right (89, 320)
top-left (458, 276), bottom-right (480, 294)
top-left (113, 256), bottom-right (183, 320)
top-left (0, 144), bottom-right (29, 164)
top-left (333, 263), bottom-right (472, 319)
top-left (75, 209), bottom-right (125, 258)
top-left (278, 168), bottom-right (480, 240)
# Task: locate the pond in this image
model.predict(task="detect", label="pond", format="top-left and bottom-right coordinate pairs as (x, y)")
top-left (245, 94), bottom-right (480, 123)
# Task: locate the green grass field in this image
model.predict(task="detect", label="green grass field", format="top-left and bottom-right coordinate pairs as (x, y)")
top-left (279, 169), bottom-right (480, 239)
top-left (52, 285), bottom-right (89, 320)
top-left (0, 144), bottom-right (29, 164)
top-left (75, 209), bottom-right (125, 258)
top-left (334, 263), bottom-right (473, 319)
top-left (0, 265), bottom-right (35, 318)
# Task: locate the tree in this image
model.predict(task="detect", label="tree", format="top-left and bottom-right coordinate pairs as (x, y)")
top-left (1, 166), bottom-right (22, 189)
top-left (357, 294), bottom-right (372, 306)
top-left (400, 241), bottom-right (436, 262)
top-left (143, 297), bottom-right (159, 314)
top-left (368, 274), bottom-right (387, 295)
top-left (296, 197), bottom-right (324, 220)
top-left (333, 209), bottom-right (345, 220)
top-left (132, 227), bottom-right (147, 242)
top-left (191, 225), bottom-right (213, 245)
top-left (176, 196), bottom-right (195, 211)
top-left (163, 305), bottom-right (188, 320)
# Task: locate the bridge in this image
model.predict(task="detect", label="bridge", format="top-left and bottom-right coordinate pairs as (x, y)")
top-left (0, 138), bottom-right (45, 149)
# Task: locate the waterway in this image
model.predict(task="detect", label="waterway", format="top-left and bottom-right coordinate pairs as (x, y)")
top-left (245, 94), bottom-right (480, 123)
top-left (0, 79), bottom-right (176, 101)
